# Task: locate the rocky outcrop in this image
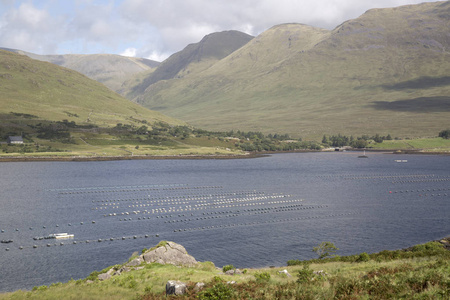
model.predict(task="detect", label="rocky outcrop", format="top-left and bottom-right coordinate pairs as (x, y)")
top-left (142, 241), bottom-right (198, 267)
top-left (96, 241), bottom-right (198, 281)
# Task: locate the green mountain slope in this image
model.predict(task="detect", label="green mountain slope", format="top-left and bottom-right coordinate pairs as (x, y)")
top-left (1, 48), bottom-right (159, 93)
top-left (133, 1), bottom-right (450, 139)
top-left (127, 30), bottom-right (253, 99)
top-left (0, 50), bottom-right (180, 127)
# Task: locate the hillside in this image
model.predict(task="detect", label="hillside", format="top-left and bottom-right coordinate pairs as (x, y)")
top-left (1, 48), bottom-right (159, 93)
top-left (127, 30), bottom-right (253, 100)
top-left (132, 1), bottom-right (450, 139)
top-left (0, 50), bottom-right (176, 127)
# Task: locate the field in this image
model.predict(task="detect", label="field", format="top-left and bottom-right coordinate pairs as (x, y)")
top-left (371, 137), bottom-right (450, 152)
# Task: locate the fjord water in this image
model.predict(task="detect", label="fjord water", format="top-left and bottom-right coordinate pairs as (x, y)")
top-left (0, 152), bottom-right (449, 292)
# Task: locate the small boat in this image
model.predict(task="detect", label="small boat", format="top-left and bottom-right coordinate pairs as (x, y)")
top-left (395, 159), bottom-right (408, 163)
top-left (49, 233), bottom-right (74, 239)
top-left (1, 239), bottom-right (13, 244)
top-left (358, 150), bottom-right (368, 158)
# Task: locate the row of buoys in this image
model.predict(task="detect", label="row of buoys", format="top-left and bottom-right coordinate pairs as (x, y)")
top-left (4, 234), bottom-right (161, 251)
top-left (89, 191), bottom-right (265, 204)
top-left (392, 178), bottom-right (450, 184)
top-left (173, 212), bottom-right (360, 233)
top-left (56, 185), bottom-right (222, 195)
top-left (390, 188), bottom-right (448, 193)
top-left (99, 199), bottom-right (308, 217)
top-left (1, 221), bottom-right (94, 234)
top-left (109, 203), bottom-right (326, 223)
top-left (48, 184), bottom-right (186, 192)
top-left (94, 196), bottom-right (299, 210)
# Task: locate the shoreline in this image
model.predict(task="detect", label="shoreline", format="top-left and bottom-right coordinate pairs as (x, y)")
top-left (0, 148), bottom-right (449, 162)
top-left (0, 153), bottom-right (269, 162)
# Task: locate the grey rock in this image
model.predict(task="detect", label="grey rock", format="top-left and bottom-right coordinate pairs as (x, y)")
top-left (225, 269), bottom-right (242, 275)
top-left (225, 269), bottom-right (235, 275)
top-left (278, 269), bottom-right (292, 277)
top-left (127, 257), bottom-right (143, 267)
top-left (97, 273), bottom-right (111, 281)
top-left (166, 280), bottom-right (187, 296)
top-left (193, 282), bottom-right (205, 292)
top-left (142, 241), bottom-right (197, 267)
top-left (119, 266), bottom-right (131, 273)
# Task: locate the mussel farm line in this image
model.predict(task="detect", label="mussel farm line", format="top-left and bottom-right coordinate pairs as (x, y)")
top-left (3, 175), bottom-right (449, 253)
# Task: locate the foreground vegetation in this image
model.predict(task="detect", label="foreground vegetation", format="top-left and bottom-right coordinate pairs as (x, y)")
top-left (1, 239), bottom-right (448, 299)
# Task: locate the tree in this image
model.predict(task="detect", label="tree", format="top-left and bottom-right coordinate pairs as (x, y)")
top-left (438, 129), bottom-right (450, 139)
top-left (351, 139), bottom-right (368, 149)
top-left (313, 242), bottom-right (339, 259)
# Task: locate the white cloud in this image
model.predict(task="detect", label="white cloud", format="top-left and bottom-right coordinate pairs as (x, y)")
top-left (120, 47), bottom-right (137, 57)
top-left (0, 0), bottom-right (440, 57)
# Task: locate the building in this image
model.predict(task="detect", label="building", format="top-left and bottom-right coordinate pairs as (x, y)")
top-left (7, 136), bottom-right (24, 144)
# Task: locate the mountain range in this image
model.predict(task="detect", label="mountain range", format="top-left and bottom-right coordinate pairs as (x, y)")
top-left (3, 1), bottom-right (450, 139)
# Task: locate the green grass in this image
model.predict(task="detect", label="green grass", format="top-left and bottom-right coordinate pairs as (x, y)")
top-left (371, 137), bottom-right (450, 151)
top-left (1, 240), bottom-right (448, 299)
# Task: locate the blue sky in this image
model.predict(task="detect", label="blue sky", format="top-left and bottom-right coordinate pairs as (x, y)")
top-left (0, 0), bottom-right (440, 61)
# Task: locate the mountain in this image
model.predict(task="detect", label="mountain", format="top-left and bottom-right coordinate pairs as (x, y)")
top-left (1, 48), bottom-right (159, 93)
top-left (131, 1), bottom-right (450, 139)
top-left (0, 50), bottom-right (180, 127)
top-left (127, 30), bottom-right (254, 99)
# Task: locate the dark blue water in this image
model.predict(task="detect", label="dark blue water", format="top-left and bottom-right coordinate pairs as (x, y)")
top-left (0, 152), bottom-right (449, 292)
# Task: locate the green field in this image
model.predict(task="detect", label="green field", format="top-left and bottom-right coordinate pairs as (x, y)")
top-left (371, 137), bottom-right (450, 152)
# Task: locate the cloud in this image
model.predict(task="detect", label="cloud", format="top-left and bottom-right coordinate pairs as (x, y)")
top-left (120, 47), bottom-right (137, 57)
top-left (0, 2), bottom-right (65, 53)
top-left (0, 0), bottom-right (440, 60)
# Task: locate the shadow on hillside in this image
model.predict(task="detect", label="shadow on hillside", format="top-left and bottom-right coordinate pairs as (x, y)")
top-left (380, 76), bottom-right (450, 90)
top-left (371, 96), bottom-right (450, 112)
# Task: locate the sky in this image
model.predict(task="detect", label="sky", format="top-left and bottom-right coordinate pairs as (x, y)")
top-left (0, 0), bottom-right (440, 62)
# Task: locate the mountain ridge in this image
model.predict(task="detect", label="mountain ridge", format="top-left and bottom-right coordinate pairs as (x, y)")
top-left (131, 1), bottom-right (450, 139)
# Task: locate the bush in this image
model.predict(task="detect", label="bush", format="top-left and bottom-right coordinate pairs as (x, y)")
top-left (356, 252), bottom-right (370, 262)
top-left (199, 282), bottom-right (235, 300)
top-left (222, 264), bottom-right (235, 273)
top-left (297, 265), bottom-right (314, 284)
top-left (254, 272), bottom-right (271, 282)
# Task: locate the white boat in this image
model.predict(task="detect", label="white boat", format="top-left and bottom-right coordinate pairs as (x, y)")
top-left (50, 233), bottom-right (74, 239)
top-left (358, 150), bottom-right (368, 158)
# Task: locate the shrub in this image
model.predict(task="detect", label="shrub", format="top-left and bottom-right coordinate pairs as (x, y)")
top-left (222, 264), bottom-right (235, 273)
top-left (254, 272), bottom-right (271, 282)
top-left (199, 282), bottom-right (235, 300)
top-left (356, 252), bottom-right (370, 262)
top-left (297, 265), bottom-right (314, 284)
top-left (313, 241), bottom-right (339, 259)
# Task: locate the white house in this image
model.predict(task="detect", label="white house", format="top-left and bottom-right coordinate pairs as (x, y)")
top-left (7, 136), bottom-right (24, 144)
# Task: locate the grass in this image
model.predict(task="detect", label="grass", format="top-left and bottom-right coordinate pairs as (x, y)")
top-left (370, 137), bottom-right (450, 152)
top-left (1, 240), bottom-right (448, 299)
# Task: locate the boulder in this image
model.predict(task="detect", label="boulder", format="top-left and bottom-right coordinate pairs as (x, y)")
top-left (127, 257), bottom-right (143, 267)
top-left (225, 269), bottom-right (242, 275)
top-left (142, 241), bottom-right (197, 267)
top-left (278, 269), bottom-right (292, 277)
top-left (193, 282), bottom-right (205, 292)
top-left (166, 280), bottom-right (187, 296)
top-left (97, 273), bottom-right (111, 281)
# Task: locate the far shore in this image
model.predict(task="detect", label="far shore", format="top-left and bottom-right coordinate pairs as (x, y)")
top-left (0, 148), bottom-right (449, 162)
